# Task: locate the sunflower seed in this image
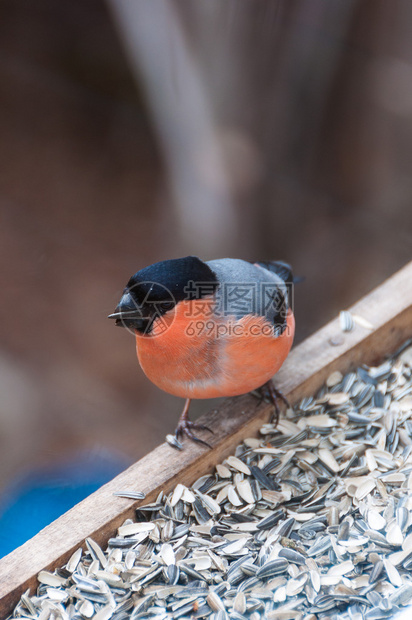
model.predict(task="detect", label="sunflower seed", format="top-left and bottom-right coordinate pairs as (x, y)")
top-left (118, 522), bottom-right (155, 536)
top-left (368, 560), bottom-right (384, 584)
top-left (278, 548), bottom-right (306, 565)
top-left (65, 547), bottom-right (82, 573)
top-left (340, 310), bottom-right (354, 332)
top-left (37, 571), bottom-right (67, 587)
top-left (352, 314), bottom-right (374, 330)
top-left (328, 392), bottom-right (350, 406)
top-left (386, 523), bottom-right (404, 546)
top-left (12, 338), bottom-right (412, 620)
top-left (327, 370), bottom-right (343, 388)
top-left (227, 456), bottom-right (251, 476)
top-left (256, 559), bottom-right (289, 579)
top-left (383, 559), bottom-right (403, 587)
top-left (166, 434), bottom-right (183, 450)
top-left (389, 583), bottom-right (412, 606)
top-left (367, 510), bottom-right (386, 531)
top-left (86, 537), bottom-right (107, 568)
top-left (113, 491), bottom-right (146, 500)
top-left (207, 590), bottom-right (226, 611)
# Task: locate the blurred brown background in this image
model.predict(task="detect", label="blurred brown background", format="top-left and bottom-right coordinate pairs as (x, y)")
top-left (0, 0), bottom-right (411, 493)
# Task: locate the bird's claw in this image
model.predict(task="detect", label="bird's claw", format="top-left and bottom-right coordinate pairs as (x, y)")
top-left (174, 420), bottom-right (213, 448)
top-left (256, 381), bottom-right (290, 426)
top-left (270, 385), bottom-right (290, 409)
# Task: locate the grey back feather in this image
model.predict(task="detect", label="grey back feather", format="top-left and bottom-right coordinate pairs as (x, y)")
top-left (206, 258), bottom-right (289, 334)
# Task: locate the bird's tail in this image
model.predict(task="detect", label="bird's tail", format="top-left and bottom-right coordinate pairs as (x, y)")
top-left (255, 260), bottom-right (294, 284)
top-left (255, 260), bottom-right (304, 308)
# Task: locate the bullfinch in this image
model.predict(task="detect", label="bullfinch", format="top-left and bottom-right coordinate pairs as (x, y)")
top-left (109, 256), bottom-right (295, 447)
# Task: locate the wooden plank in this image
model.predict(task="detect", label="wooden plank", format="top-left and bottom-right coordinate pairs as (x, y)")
top-left (0, 261), bottom-right (412, 616)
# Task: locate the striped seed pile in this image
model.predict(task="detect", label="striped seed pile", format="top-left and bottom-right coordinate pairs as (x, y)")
top-left (9, 341), bottom-right (412, 620)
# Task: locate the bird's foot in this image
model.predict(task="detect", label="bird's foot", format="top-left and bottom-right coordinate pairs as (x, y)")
top-left (257, 380), bottom-right (290, 426)
top-left (174, 420), bottom-right (213, 448)
top-left (173, 398), bottom-right (214, 448)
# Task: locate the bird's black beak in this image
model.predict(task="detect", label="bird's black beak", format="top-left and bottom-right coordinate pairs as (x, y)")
top-left (108, 292), bottom-right (149, 331)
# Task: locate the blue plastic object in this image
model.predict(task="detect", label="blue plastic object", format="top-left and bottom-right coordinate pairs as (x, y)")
top-left (0, 448), bottom-right (129, 558)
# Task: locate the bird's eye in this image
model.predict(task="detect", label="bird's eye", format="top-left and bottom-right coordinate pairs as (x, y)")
top-left (159, 301), bottom-right (174, 311)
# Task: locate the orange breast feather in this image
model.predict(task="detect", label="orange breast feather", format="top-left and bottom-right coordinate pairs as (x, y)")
top-left (135, 298), bottom-right (295, 399)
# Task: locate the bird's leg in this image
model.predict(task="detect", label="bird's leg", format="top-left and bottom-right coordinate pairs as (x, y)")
top-left (174, 399), bottom-right (214, 448)
top-left (258, 380), bottom-right (290, 426)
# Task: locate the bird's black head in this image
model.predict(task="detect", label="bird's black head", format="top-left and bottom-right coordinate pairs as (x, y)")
top-left (108, 256), bottom-right (218, 334)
